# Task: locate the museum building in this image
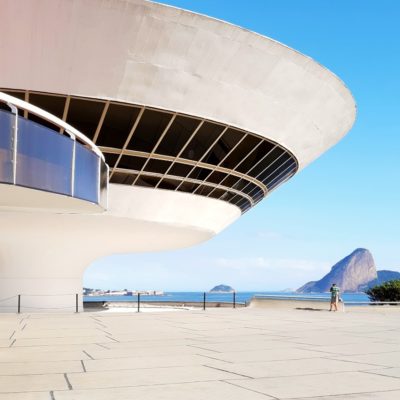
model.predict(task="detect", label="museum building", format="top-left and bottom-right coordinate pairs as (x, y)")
top-left (0, 0), bottom-right (356, 311)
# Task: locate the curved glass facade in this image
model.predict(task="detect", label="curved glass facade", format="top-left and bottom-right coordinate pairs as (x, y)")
top-left (0, 109), bottom-right (13, 183)
top-left (0, 108), bottom-right (107, 207)
top-left (1, 90), bottom-right (298, 212)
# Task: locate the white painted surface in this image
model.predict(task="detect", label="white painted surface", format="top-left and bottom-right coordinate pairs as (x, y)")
top-left (249, 297), bottom-right (344, 312)
top-left (0, 0), bottom-right (356, 169)
top-left (0, 184), bottom-right (240, 311)
top-left (0, 184), bottom-right (103, 213)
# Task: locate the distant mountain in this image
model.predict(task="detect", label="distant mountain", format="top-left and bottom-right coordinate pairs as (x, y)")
top-left (297, 248), bottom-right (377, 293)
top-left (367, 270), bottom-right (400, 288)
top-left (210, 284), bottom-right (234, 293)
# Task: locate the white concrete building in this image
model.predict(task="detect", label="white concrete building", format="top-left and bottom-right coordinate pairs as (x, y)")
top-left (0, 0), bottom-right (356, 312)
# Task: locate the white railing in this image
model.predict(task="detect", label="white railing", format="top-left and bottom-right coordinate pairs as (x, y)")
top-left (0, 91), bottom-right (108, 208)
top-left (0, 91), bottom-right (104, 160)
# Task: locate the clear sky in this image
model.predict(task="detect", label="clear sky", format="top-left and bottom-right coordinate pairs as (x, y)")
top-left (84, 0), bottom-right (400, 291)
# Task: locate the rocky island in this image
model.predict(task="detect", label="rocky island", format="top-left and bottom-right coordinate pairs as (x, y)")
top-left (210, 284), bottom-right (235, 293)
top-left (297, 248), bottom-right (400, 293)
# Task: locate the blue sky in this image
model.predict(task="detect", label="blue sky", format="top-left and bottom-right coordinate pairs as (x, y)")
top-left (84, 0), bottom-right (400, 291)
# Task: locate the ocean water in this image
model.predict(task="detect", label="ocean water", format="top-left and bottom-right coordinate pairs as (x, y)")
top-left (84, 291), bottom-right (370, 304)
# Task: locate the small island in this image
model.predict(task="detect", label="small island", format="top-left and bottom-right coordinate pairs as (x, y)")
top-left (209, 284), bottom-right (235, 293)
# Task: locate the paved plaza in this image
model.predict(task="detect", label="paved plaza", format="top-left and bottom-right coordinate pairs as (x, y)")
top-left (1, 307), bottom-right (400, 399)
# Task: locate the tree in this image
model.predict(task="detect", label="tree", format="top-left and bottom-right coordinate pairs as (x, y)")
top-left (365, 280), bottom-right (400, 303)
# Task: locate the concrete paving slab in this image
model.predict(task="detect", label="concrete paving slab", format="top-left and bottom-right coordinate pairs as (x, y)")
top-left (53, 380), bottom-right (274, 399)
top-left (0, 350), bottom-right (90, 362)
top-left (0, 340), bottom-right (12, 348)
top-left (181, 339), bottom-right (296, 353)
top-left (329, 351), bottom-right (400, 368)
top-left (0, 360), bottom-right (83, 376)
top-left (208, 347), bottom-right (333, 363)
top-left (0, 373), bottom-right (68, 393)
top-left (12, 336), bottom-right (113, 347)
top-left (83, 354), bottom-right (209, 371)
top-left (230, 371), bottom-right (400, 398)
top-left (365, 367), bottom-right (400, 379)
top-left (67, 365), bottom-right (243, 389)
top-left (1, 307), bottom-right (400, 399)
top-left (296, 342), bottom-right (400, 356)
top-left (204, 357), bottom-right (381, 379)
top-left (0, 393), bottom-right (50, 400)
top-left (285, 389), bottom-right (400, 399)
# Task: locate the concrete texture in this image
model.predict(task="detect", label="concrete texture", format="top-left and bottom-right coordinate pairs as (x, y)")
top-left (0, 0), bottom-right (356, 170)
top-left (0, 184), bottom-right (240, 312)
top-left (1, 308), bottom-right (400, 399)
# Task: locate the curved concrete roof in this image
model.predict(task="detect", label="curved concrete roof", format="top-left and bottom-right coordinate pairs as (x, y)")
top-left (0, 0), bottom-right (356, 169)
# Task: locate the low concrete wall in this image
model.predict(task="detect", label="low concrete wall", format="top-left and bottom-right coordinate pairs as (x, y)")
top-left (83, 300), bottom-right (246, 310)
top-left (249, 296), bottom-right (344, 312)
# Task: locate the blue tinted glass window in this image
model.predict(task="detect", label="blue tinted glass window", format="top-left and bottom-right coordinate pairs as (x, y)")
top-left (16, 117), bottom-right (73, 195)
top-left (74, 143), bottom-right (99, 203)
top-left (0, 110), bottom-right (14, 183)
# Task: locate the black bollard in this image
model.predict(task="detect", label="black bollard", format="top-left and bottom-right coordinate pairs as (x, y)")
top-left (233, 291), bottom-right (236, 309)
top-left (203, 292), bottom-right (206, 310)
top-left (17, 294), bottom-right (21, 314)
top-left (137, 293), bottom-right (141, 312)
top-left (75, 293), bottom-right (79, 313)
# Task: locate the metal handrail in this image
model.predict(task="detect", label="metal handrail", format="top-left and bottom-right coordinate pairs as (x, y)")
top-left (0, 91), bottom-right (104, 161)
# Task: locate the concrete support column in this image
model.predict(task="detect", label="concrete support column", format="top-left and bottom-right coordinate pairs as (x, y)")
top-left (0, 242), bottom-right (89, 312)
top-left (0, 278), bottom-right (83, 313)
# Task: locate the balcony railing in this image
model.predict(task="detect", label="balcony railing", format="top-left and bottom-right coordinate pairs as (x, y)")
top-left (0, 92), bottom-right (108, 208)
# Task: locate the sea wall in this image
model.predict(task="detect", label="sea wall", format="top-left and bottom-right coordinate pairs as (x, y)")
top-left (249, 296), bottom-right (344, 311)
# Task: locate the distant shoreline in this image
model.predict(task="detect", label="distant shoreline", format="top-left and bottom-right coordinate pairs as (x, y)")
top-left (83, 291), bottom-right (370, 304)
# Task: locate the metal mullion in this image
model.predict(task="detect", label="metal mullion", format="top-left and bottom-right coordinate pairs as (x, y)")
top-left (132, 113), bottom-right (177, 186)
top-left (196, 160), bottom-right (265, 191)
top-left (269, 171), bottom-right (295, 192)
top-left (226, 150), bottom-right (287, 201)
top-left (154, 120), bottom-right (205, 189)
top-left (193, 133), bottom-right (248, 195)
top-left (237, 151), bottom-right (288, 197)
top-left (112, 167), bottom-right (254, 205)
top-left (266, 163), bottom-right (297, 190)
top-left (109, 107), bottom-right (145, 179)
top-left (235, 198), bottom-right (249, 209)
top-left (175, 126), bottom-right (229, 191)
top-left (231, 138), bottom-right (264, 171)
top-left (246, 157), bottom-right (293, 198)
top-left (200, 133), bottom-right (248, 186)
top-left (60, 95), bottom-right (71, 135)
top-left (71, 141), bottom-right (76, 197)
top-left (113, 167), bottom-right (143, 175)
top-left (255, 152), bottom-right (288, 181)
top-left (106, 146), bottom-right (265, 190)
top-left (98, 146), bottom-right (123, 154)
top-left (256, 159), bottom-right (295, 195)
top-left (211, 143), bottom-right (279, 198)
top-left (92, 101), bottom-right (110, 143)
top-left (172, 175), bottom-right (254, 206)
top-left (23, 91), bottom-right (29, 118)
top-left (244, 144), bottom-right (278, 176)
top-left (206, 134), bottom-right (262, 198)
top-left (231, 194), bottom-right (250, 210)
top-left (97, 156), bottom-right (101, 204)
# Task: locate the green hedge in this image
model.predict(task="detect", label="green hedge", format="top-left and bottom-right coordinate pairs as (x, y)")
top-left (365, 280), bottom-right (400, 302)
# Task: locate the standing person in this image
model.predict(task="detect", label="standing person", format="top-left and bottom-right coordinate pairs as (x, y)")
top-left (329, 283), bottom-right (340, 311)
